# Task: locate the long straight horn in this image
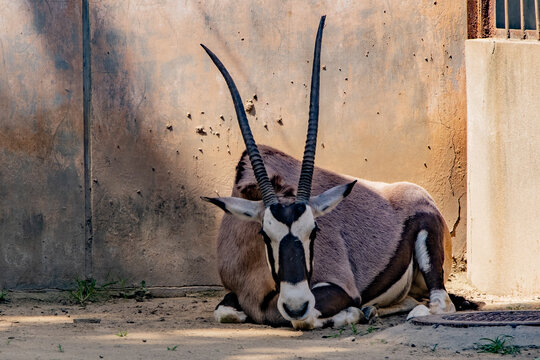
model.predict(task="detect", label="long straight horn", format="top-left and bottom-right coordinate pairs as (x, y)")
top-left (201, 44), bottom-right (278, 207)
top-left (296, 16), bottom-right (325, 204)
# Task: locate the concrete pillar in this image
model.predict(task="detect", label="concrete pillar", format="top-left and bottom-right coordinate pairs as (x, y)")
top-left (466, 39), bottom-right (540, 296)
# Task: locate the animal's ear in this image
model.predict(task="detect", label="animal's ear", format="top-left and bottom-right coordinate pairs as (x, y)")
top-left (201, 196), bottom-right (265, 223)
top-left (309, 180), bottom-right (357, 217)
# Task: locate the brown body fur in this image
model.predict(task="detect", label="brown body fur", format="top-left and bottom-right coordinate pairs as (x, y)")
top-left (217, 145), bottom-right (452, 324)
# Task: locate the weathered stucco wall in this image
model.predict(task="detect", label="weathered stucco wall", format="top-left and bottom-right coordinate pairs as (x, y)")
top-left (466, 39), bottom-right (540, 296)
top-left (0, 2), bottom-right (85, 289)
top-left (0, 0), bottom-right (467, 289)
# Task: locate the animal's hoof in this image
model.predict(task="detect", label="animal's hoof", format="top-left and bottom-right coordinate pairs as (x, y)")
top-left (291, 309), bottom-right (322, 330)
top-left (214, 305), bottom-right (247, 323)
top-left (291, 320), bottom-right (314, 330)
top-left (406, 304), bottom-right (430, 320)
top-left (345, 307), bottom-right (364, 324)
top-left (360, 305), bottom-right (378, 323)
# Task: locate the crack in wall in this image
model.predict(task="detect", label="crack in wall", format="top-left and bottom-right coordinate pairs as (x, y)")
top-left (450, 193), bottom-right (464, 237)
top-left (448, 132), bottom-right (458, 197)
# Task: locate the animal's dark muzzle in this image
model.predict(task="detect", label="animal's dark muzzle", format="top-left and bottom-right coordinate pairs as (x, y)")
top-left (283, 301), bottom-right (309, 319)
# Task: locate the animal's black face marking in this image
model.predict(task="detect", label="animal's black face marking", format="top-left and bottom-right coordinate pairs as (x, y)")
top-left (269, 203), bottom-right (307, 227)
top-left (261, 203), bottom-right (318, 288)
top-left (278, 234), bottom-right (308, 284)
top-left (261, 229), bottom-right (280, 285)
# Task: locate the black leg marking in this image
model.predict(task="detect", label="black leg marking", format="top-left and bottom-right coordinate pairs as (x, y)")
top-left (260, 290), bottom-right (279, 311)
top-left (361, 217), bottom-right (416, 303)
top-left (216, 292), bottom-right (242, 311)
top-left (313, 283), bottom-right (355, 318)
top-left (413, 213), bottom-right (446, 292)
top-left (362, 212), bottom-right (449, 311)
top-left (449, 293), bottom-right (482, 311)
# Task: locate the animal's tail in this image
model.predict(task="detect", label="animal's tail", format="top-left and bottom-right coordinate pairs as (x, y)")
top-left (449, 293), bottom-right (484, 311)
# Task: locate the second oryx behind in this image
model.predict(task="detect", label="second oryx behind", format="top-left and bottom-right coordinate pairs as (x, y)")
top-left (201, 16), bottom-right (456, 329)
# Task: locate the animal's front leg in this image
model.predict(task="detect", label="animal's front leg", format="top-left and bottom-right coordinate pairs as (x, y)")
top-left (214, 292), bottom-right (248, 323)
top-left (291, 283), bottom-right (370, 330)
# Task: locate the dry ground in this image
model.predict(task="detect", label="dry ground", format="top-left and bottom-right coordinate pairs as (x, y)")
top-left (1, 272), bottom-right (539, 360)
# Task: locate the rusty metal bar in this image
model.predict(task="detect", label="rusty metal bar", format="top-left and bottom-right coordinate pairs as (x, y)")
top-left (83, 0), bottom-right (94, 279)
top-left (520, 0), bottom-right (526, 38)
top-left (505, 0), bottom-right (510, 37)
top-left (535, 0), bottom-right (540, 39)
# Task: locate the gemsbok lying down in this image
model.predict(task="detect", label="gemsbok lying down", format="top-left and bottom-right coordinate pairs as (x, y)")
top-left (201, 16), bottom-right (456, 329)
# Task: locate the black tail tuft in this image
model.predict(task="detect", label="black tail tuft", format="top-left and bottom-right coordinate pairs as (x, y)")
top-left (449, 293), bottom-right (484, 311)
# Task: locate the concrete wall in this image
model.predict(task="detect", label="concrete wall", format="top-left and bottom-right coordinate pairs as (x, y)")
top-left (0, 1), bottom-right (85, 289)
top-left (1, 0), bottom-right (468, 290)
top-left (466, 39), bottom-right (540, 296)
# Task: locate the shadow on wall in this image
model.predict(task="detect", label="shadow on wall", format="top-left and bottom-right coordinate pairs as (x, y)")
top-left (0, 1), bottom-right (85, 289)
top-left (86, 3), bottom-right (220, 287)
top-left (0, 1), bottom-right (220, 290)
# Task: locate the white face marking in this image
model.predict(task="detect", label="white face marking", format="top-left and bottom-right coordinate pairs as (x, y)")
top-left (277, 280), bottom-right (315, 321)
top-left (262, 208), bottom-right (289, 274)
top-left (415, 230), bottom-right (431, 273)
top-left (291, 207), bottom-right (316, 273)
top-left (365, 260), bottom-right (414, 308)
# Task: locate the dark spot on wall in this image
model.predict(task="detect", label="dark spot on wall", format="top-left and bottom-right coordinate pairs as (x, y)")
top-left (103, 55), bottom-right (120, 75)
top-left (55, 56), bottom-right (70, 70)
top-left (105, 30), bottom-right (127, 47)
top-left (32, 3), bottom-right (47, 34)
top-left (22, 213), bottom-right (45, 238)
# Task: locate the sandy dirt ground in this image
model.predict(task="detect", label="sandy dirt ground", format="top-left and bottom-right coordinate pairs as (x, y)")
top-left (1, 272), bottom-right (539, 360)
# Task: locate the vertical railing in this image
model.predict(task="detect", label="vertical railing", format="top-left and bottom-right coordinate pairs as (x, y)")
top-left (520, 0), bottom-right (526, 38)
top-left (504, 0), bottom-right (510, 37)
top-left (535, 0), bottom-right (540, 40)
top-left (480, 0), bottom-right (540, 39)
top-left (83, 0), bottom-right (94, 280)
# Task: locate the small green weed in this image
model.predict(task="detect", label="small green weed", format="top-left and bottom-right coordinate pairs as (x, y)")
top-left (431, 343), bottom-right (438, 352)
top-left (167, 345), bottom-right (179, 351)
top-left (367, 326), bottom-right (376, 333)
top-left (71, 278), bottom-right (97, 305)
top-left (70, 278), bottom-right (117, 305)
top-left (116, 330), bottom-right (128, 337)
top-left (118, 280), bottom-right (150, 301)
top-left (475, 335), bottom-right (520, 355)
top-left (57, 344), bottom-right (64, 353)
top-left (323, 327), bottom-right (345, 338)
top-left (350, 322), bottom-right (359, 335)
top-left (0, 289), bottom-right (8, 302)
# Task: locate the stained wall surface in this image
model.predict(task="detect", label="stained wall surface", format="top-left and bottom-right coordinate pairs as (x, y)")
top-left (1, 1), bottom-right (467, 289)
top-left (0, 2), bottom-right (85, 289)
top-left (466, 39), bottom-right (540, 296)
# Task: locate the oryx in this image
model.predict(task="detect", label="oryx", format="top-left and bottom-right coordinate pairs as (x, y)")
top-left (201, 16), bottom-right (456, 329)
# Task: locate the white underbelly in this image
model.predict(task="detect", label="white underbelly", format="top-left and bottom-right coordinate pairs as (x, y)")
top-left (364, 260), bottom-right (414, 308)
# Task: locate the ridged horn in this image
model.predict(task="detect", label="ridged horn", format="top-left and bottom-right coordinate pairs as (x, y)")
top-left (296, 16), bottom-right (325, 204)
top-left (201, 44), bottom-right (278, 207)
